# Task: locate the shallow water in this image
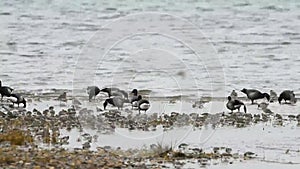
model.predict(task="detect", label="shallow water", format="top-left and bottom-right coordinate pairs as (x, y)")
top-left (0, 0), bottom-right (299, 98)
top-left (25, 98), bottom-right (299, 168)
top-left (17, 96), bottom-right (299, 151)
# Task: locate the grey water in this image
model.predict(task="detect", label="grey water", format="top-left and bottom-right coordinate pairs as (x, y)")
top-left (0, 0), bottom-right (299, 99)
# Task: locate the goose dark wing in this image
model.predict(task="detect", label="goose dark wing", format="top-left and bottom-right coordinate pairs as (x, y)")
top-left (234, 99), bottom-right (244, 106)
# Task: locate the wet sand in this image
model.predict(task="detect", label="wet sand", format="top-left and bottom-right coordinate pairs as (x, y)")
top-left (1, 93), bottom-right (299, 168)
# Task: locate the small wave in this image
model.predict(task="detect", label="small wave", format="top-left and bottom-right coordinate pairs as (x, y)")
top-left (27, 42), bottom-right (46, 45)
top-left (223, 40), bottom-right (291, 46)
top-left (105, 7), bottom-right (117, 11)
top-left (261, 5), bottom-right (289, 12)
top-left (229, 65), bottom-right (240, 68)
top-left (233, 3), bottom-right (251, 7)
top-left (256, 55), bottom-right (276, 59)
top-left (271, 57), bottom-right (289, 61)
top-left (61, 41), bottom-right (82, 47)
top-left (264, 46), bottom-right (282, 50)
top-left (34, 82), bottom-right (48, 85)
top-left (97, 13), bottom-right (123, 20)
top-left (0, 51), bottom-right (14, 55)
top-left (247, 33), bottom-right (274, 37)
top-left (195, 7), bottom-right (214, 12)
top-left (19, 14), bottom-right (44, 20)
top-left (283, 32), bottom-right (299, 36)
top-left (0, 12), bottom-right (11, 15)
top-left (19, 54), bottom-right (43, 58)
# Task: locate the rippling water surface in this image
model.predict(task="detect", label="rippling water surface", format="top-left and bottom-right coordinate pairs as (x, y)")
top-left (0, 0), bottom-right (299, 98)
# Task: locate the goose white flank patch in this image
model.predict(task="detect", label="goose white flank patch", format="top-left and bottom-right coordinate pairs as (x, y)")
top-left (130, 89), bottom-right (140, 109)
top-left (8, 93), bottom-right (26, 108)
top-left (138, 96), bottom-right (150, 113)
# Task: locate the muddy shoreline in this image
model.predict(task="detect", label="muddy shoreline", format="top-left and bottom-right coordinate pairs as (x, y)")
top-left (1, 93), bottom-right (300, 168)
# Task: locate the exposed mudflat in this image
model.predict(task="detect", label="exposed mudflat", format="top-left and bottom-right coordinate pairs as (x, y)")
top-left (1, 93), bottom-right (299, 168)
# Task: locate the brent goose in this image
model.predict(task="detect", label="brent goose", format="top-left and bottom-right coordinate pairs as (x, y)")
top-left (269, 90), bottom-right (277, 103)
top-left (278, 90), bottom-right (297, 104)
top-left (0, 80), bottom-right (13, 100)
top-left (87, 86), bottom-right (100, 102)
top-left (130, 89), bottom-right (140, 109)
top-left (137, 96), bottom-right (150, 113)
top-left (241, 88), bottom-right (270, 104)
top-left (132, 95), bottom-right (143, 110)
top-left (131, 89), bottom-right (138, 96)
top-left (230, 90), bottom-right (238, 100)
top-left (111, 89), bottom-right (128, 99)
top-left (9, 93), bottom-right (26, 108)
top-left (103, 96), bottom-right (125, 110)
top-left (226, 96), bottom-right (246, 113)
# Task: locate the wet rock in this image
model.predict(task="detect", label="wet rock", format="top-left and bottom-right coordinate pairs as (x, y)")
top-left (178, 143), bottom-right (189, 149)
top-left (225, 148), bottom-right (232, 154)
top-left (213, 147), bottom-right (220, 153)
top-left (244, 151), bottom-right (255, 159)
top-left (82, 142), bottom-right (91, 149)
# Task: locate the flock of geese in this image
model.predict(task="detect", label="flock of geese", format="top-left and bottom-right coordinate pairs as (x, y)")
top-left (0, 80), bottom-right (151, 113)
top-left (0, 80), bottom-right (298, 114)
top-left (226, 88), bottom-right (297, 113)
top-left (86, 86), bottom-right (150, 113)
